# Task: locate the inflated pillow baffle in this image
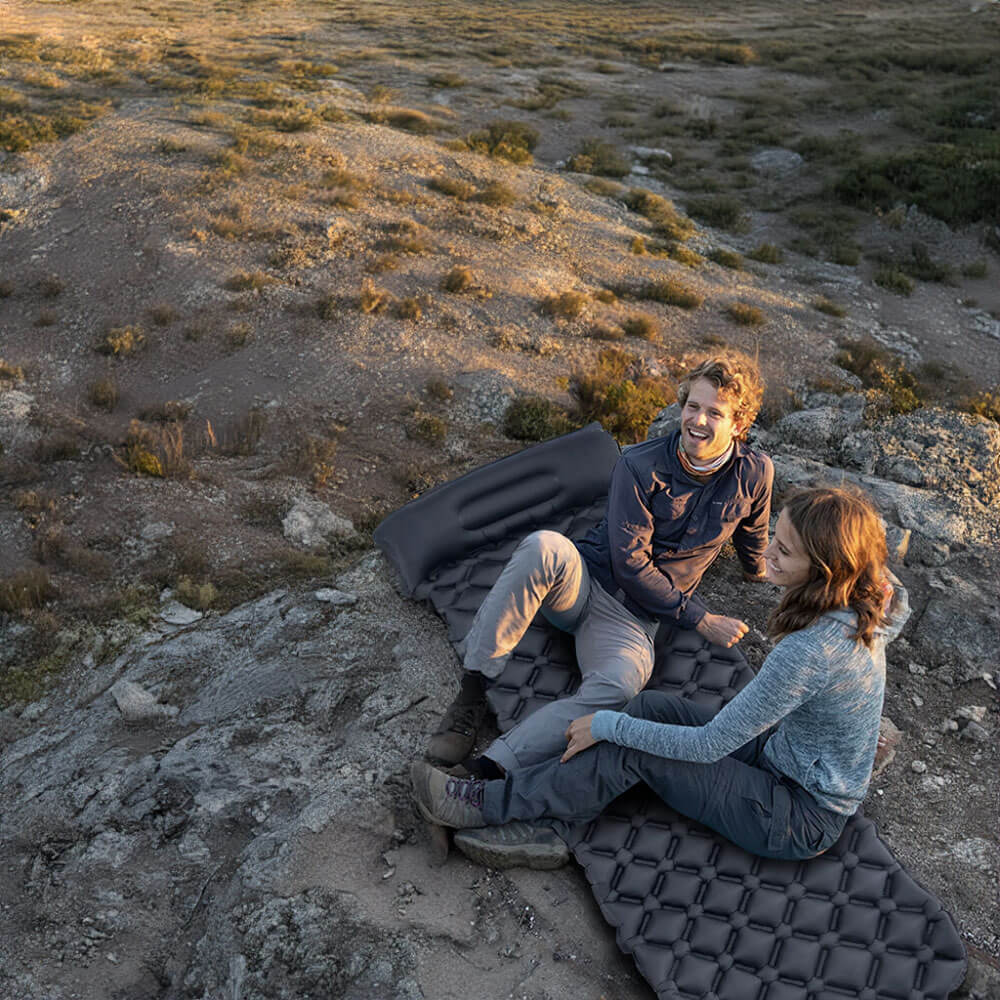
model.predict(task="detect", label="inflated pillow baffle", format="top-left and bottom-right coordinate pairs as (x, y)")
top-left (374, 424), bottom-right (967, 1000)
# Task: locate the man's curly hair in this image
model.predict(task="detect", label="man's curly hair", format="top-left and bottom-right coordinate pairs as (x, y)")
top-left (676, 352), bottom-right (765, 438)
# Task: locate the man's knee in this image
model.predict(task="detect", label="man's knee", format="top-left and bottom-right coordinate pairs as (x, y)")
top-left (581, 668), bottom-right (648, 711)
top-left (517, 530), bottom-right (574, 563)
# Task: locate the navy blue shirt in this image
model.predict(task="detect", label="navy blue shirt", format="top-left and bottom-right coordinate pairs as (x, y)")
top-left (575, 430), bottom-right (773, 627)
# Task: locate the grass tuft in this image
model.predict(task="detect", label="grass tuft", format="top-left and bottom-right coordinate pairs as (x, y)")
top-left (726, 302), bottom-right (766, 326)
top-left (540, 290), bottom-right (587, 319)
top-left (503, 396), bottom-right (574, 441)
top-left (96, 326), bottom-right (145, 357)
top-left (642, 277), bottom-right (704, 309)
top-left (748, 243), bottom-right (784, 264)
top-left (812, 297), bottom-right (847, 318)
top-left (87, 376), bottom-right (119, 411)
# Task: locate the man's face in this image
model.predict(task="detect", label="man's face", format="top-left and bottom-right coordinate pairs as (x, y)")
top-left (680, 377), bottom-right (745, 463)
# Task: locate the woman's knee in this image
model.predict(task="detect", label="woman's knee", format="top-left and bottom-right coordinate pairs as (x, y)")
top-left (624, 689), bottom-right (684, 720)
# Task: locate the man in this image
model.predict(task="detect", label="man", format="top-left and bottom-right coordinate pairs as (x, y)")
top-left (427, 351), bottom-right (773, 777)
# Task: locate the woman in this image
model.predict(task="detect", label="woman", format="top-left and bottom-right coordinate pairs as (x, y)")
top-left (411, 487), bottom-right (909, 865)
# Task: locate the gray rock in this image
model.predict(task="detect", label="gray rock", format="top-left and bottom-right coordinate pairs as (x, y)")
top-left (160, 600), bottom-right (204, 626)
top-left (647, 402), bottom-right (682, 440)
top-left (110, 680), bottom-right (179, 723)
top-left (959, 721), bottom-right (990, 743)
top-left (140, 521), bottom-right (175, 542)
top-left (629, 145), bottom-right (673, 164)
top-left (771, 405), bottom-right (864, 454)
top-left (282, 497), bottom-right (355, 548)
top-left (750, 147), bottom-right (804, 175)
top-left (314, 588), bottom-right (357, 606)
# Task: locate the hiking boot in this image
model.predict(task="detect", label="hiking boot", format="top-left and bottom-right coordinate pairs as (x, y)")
top-left (410, 761), bottom-right (486, 828)
top-left (454, 821), bottom-right (570, 870)
top-left (426, 693), bottom-right (487, 766)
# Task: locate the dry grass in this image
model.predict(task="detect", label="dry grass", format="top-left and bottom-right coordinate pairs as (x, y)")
top-left (642, 277), bottom-right (704, 309)
top-left (87, 376), bottom-right (119, 411)
top-left (0, 568), bottom-right (55, 613)
top-left (812, 296), bottom-right (847, 318)
top-left (428, 175), bottom-right (476, 200)
top-left (622, 314), bottom-right (659, 341)
top-left (441, 266), bottom-right (476, 293)
top-left (224, 270), bottom-right (274, 292)
top-left (360, 277), bottom-right (392, 313)
top-left (96, 326), bottom-right (145, 357)
top-left (118, 420), bottom-right (191, 478)
top-left (540, 290), bottom-right (587, 319)
top-left (726, 302), bottom-right (766, 326)
top-left (0, 358), bottom-right (25, 382)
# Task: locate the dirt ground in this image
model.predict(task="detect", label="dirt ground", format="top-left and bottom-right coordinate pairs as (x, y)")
top-left (1, 0), bottom-right (998, 996)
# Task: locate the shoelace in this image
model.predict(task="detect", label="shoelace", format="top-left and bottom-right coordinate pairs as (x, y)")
top-left (445, 776), bottom-right (484, 808)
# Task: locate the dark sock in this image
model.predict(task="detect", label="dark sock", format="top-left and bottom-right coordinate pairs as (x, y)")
top-left (466, 755), bottom-right (505, 780)
top-left (457, 670), bottom-right (487, 705)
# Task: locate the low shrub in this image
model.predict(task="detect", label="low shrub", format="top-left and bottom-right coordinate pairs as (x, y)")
top-left (874, 266), bottom-right (914, 296)
top-left (119, 420), bottom-right (190, 478)
top-left (669, 244), bottom-right (703, 267)
top-left (0, 358), bottom-right (24, 381)
top-left (685, 194), bottom-right (750, 233)
top-left (569, 347), bottom-right (673, 443)
top-left (465, 120), bottom-right (539, 164)
top-left (428, 175), bottom-right (475, 200)
top-left (176, 576), bottom-right (217, 610)
top-left (360, 278), bottom-right (391, 313)
top-left (709, 248), bottom-right (743, 270)
top-left (96, 326), bottom-right (145, 357)
top-left (622, 189), bottom-right (696, 241)
top-left (442, 266), bottom-right (476, 293)
top-left (812, 296), bottom-right (847, 318)
top-left (726, 302), bottom-right (766, 326)
top-left (224, 270), bottom-right (273, 292)
top-left (0, 567), bottom-right (54, 613)
top-left (835, 338), bottom-right (926, 414)
top-left (148, 303), bottom-right (179, 326)
top-left (540, 290), bottom-right (587, 319)
top-left (962, 390), bottom-right (1000, 423)
top-left (642, 277), bottom-right (704, 309)
top-left (87, 376), bottom-right (119, 411)
top-left (503, 396), bottom-right (575, 441)
top-left (474, 181), bottom-right (517, 207)
top-left (748, 242), bottom-right (783, 264)
top-left (589, 322), bottom-right (624, 342)
top-left (566, 138), bottom-right (630, 178)
top-left (407, 413), bottom-right (447, 444)
top-left (962, 259), bottom-right (988, 279)
top-left (396, 296), bottom-right (423, 321)
top-left (622, 314), bottom-right (659, 341)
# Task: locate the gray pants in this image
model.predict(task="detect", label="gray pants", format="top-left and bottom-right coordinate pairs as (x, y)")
top-left (462, 530), bottom-right (657, 770)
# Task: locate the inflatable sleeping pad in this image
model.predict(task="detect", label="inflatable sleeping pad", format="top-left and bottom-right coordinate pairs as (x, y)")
top-left (374, 423), bottom-right (967, 1000)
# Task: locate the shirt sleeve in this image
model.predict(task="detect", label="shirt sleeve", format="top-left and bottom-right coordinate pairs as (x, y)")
top-left (731, 456), bottom-right (773, 578)
top-left (606, 457), bottom-right (706, 627)
top-left (590, 629), bottom-right (830, 762)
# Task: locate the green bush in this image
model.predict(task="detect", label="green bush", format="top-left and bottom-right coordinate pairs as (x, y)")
top-left (709, 248), bottom-right (743, 270)
top-left (642, 277), bottom-right (704, 309)
top-left (567, 138), bottom-right (630, 178)
top-left (622, 189), bottom-right (696, 241)
top-left (685, 194), bottom-right (750, 232)
top-left (726, 302), bottom-right (766, 326)
top-left (834, 338), bottom-right (927, 414)
top-left (748, 242), bottom-right (783, 264)
top-left (569, 348), bottom-right (674, 443)
top-left (503, 396), bottom-right (574, 440)
top-left (874, 266), bottom-right (915, 296)
top-left (465, 120), bottom-right (539, 164)
top-left (836, 145), bottom-right (1000, 227)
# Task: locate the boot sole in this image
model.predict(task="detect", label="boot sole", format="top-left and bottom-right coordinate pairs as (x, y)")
top-left (453, 829), bottom-right (570, 870)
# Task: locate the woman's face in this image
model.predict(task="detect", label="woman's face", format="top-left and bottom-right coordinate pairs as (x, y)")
top-left (764, 508), bottom-right (813, 589)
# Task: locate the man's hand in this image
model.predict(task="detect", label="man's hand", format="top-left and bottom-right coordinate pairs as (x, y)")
top-left (696, 612), bottom-right (749, 648)
top-left (562, 714), bottom-right (600, 763)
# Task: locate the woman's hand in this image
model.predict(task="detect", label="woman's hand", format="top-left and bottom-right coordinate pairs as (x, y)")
top-left (562, 714), bottom-right (600, 762)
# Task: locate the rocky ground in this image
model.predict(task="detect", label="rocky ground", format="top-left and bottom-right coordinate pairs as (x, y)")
top-left (1, 0), bottom-right (999, 997)
top-left (1, 399), bottom-right (999, 1000)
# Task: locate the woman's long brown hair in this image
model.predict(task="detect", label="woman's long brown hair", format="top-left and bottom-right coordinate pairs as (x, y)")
top-left (767, 487), bottom-right (889, 648)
